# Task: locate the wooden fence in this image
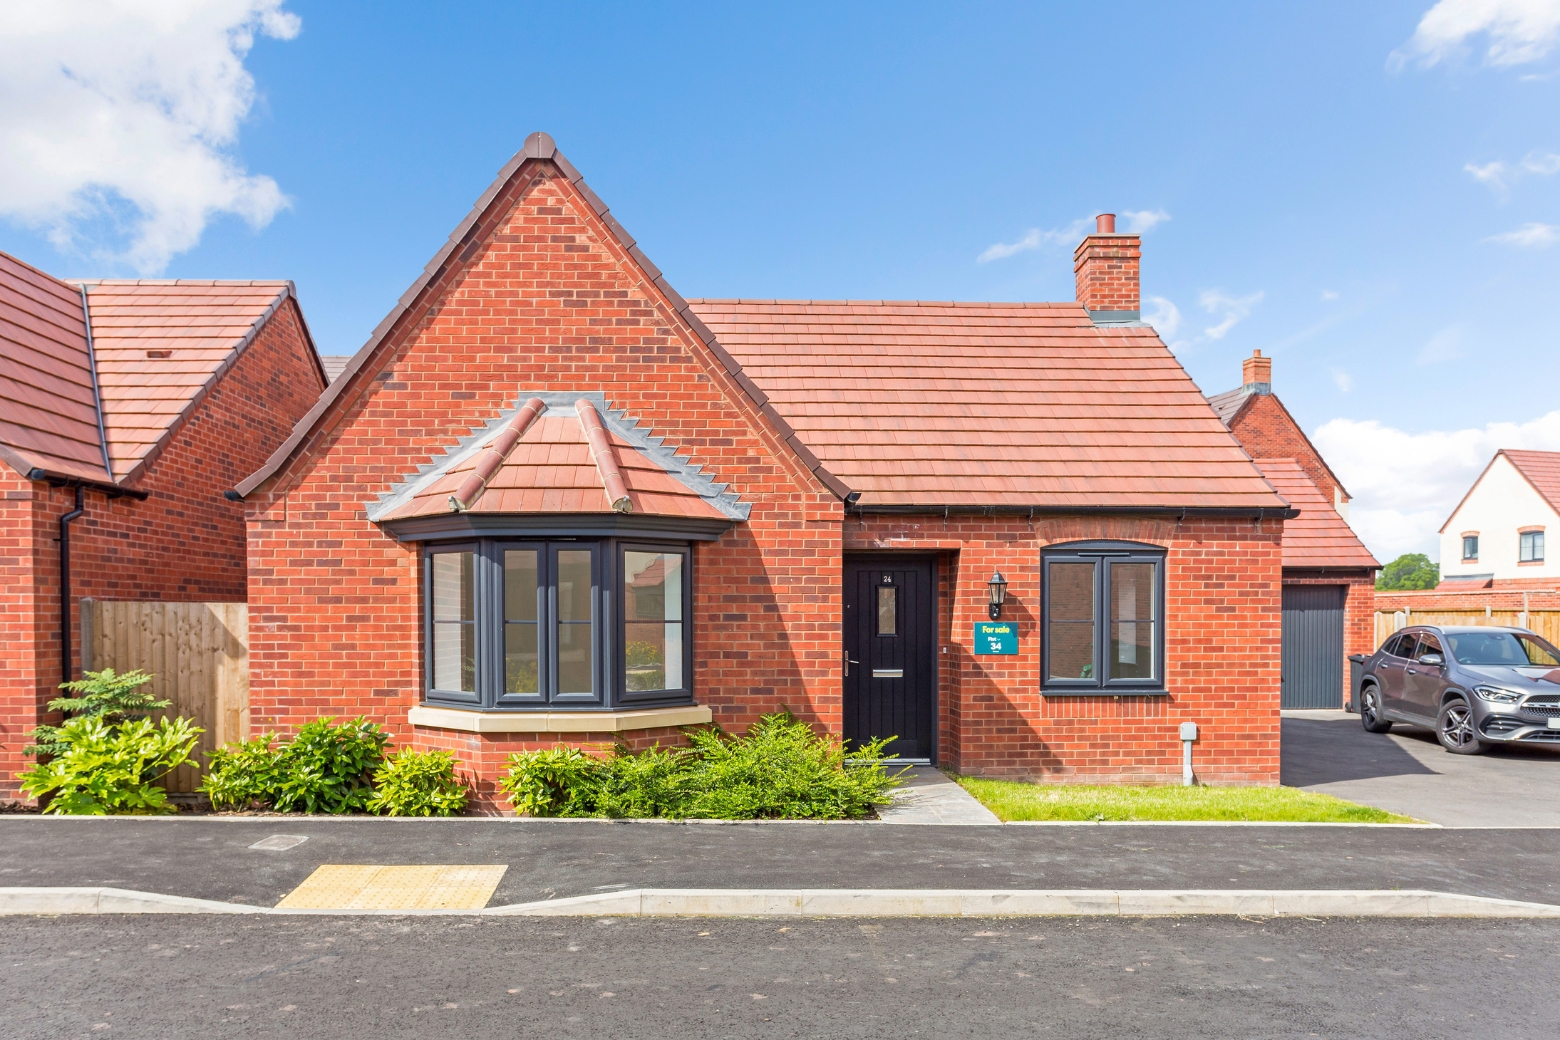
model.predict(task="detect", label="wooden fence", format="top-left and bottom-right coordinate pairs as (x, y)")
top-left (80, 600), bottom-right (249, 794)
top-left (1374, 608), bottom-right (1560, 648)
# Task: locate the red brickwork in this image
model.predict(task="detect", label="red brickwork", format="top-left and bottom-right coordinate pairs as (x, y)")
top-left (242, 161), bottom-right (843, 793)
top-left (844, 513), bottom-right (1283, 785)
top-left (1228, 394), bottom-right (1344, 506)
top-left (1375, 587), bottom-right (1560, 612)
top-left (0, 300), bottom-right (321, 800)
top-left (1073, 233), bottom-right (1142, 313)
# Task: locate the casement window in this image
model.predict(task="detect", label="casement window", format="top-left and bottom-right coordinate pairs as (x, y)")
top-left (1520, 530), bottom-right (1545, 563)
top-left (1462, 534), bottom-right (1479, 562)
top-left (423, 539), bottom-right (693, 710)
top-left (1042, 541), bottom-right (1167, 694)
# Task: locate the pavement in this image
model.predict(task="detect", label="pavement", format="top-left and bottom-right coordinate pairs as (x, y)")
top-left (5, 817), bottom-right (1560, 907)
top-left (876, 766), bottom-right (1001, 824)
top-left (4, 914), bottom-right (1558, 1039)
top-left (1281, 709), bottom-right (1560, 827)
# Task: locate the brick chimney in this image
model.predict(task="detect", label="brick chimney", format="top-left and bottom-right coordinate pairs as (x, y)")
top-left (1073, 213), bottom-right (1141, 323)
top-left (1242, 349), bottom-right (1272, 394)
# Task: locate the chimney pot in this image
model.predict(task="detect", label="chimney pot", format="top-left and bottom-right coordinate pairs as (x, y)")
top-left (1096, 213), bottom-right (1116, 234)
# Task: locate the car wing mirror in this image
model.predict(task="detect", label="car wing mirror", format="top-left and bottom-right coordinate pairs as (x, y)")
top-left (1417, 653), bottom-right (1444, 666)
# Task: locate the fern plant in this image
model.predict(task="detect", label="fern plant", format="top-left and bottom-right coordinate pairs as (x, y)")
top-left (25, 668), bottom-right (168, 759)
top-left (17, 715), bottom-right (201, 815)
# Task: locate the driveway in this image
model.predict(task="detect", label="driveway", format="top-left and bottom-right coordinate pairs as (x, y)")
top-left (1281, 709), bottom-right (1560, 827)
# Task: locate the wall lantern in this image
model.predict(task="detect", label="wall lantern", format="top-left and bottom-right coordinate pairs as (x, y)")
top-left (987, 572), bottom-right (1008, 620)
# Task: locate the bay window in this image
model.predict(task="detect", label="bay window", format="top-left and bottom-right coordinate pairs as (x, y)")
top-left (1042, 541), bottom-right (1166, 694)
top-left (423, 539), bottom-right (693, 710)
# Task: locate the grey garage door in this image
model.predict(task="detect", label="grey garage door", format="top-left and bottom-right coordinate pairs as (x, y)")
top-left (1281, 585), bottom-right (1346, 709)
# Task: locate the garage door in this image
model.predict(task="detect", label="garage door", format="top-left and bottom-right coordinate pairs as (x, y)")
top-left (1281, 585), bottom-right (1345, 709)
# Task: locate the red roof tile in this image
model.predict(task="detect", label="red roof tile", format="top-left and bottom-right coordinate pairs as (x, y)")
top-left (1500, 450), bottom-right (1560, 516)
top-left (689, 299), bottom-right (1291, 510)
top-left (1253, 458), bottom-right (1378, 570)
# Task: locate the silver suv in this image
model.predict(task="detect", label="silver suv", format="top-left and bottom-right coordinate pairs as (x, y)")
top-left (1357, 626), bottom-right (1560, 754)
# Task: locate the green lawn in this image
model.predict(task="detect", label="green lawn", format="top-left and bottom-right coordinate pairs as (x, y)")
top-left (952, 775), bottom-right (1417, 823)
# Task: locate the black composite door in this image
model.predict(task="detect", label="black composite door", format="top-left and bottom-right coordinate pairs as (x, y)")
top-left (1280, 585), bottom-right (1347, 709)
top-left (843, 556), bottom-right (937, 761)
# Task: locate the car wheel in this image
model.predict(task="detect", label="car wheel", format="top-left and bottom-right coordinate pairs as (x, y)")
top-left (1359, 684), bottom-right (1393, 733)
top-left (1436, 698), bottom-right (1486, 755)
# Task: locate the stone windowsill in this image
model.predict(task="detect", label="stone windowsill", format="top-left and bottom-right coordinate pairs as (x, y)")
top-left (408, 704), bottom-right (712, 734)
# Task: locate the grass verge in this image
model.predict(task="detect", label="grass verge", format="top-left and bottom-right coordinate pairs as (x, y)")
top-left (951, 776), bottom-right (1418, 823)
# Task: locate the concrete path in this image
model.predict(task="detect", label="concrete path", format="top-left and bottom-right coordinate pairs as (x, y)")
top-left (6, 817), bottom-right (1560, 907)
top-left (876, 766), bottom-right (1001, 825)
top-left (1282, 709), bottom-right (1560, 827)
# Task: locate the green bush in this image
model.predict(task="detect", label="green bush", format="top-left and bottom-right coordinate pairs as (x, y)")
top-left (201, 735), bottom-right (284, 811)
top-left (16, 715), bottom-right (201, 815)
top-left (499, 712), bottom-right (905, 820)
top-left (366, 748), bottom-right (469, 817)
top-left (25, 668), bottom-right (169, 759)
top-left (200, 717), bottom-right (388, 814)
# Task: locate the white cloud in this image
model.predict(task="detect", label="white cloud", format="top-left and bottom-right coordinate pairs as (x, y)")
top-left (1199, 289), bottom-right (1264, 341)
top-left (1314, 409), bottom-right (1560, 562)
top-left (1484, 221), bottom-right (1560, 246)
top-left (1320, 289), bottom-right (1340, 301)
top-left (977, 219), bottom-right (1090, 263)
top-left (1392, 0), bottom-right (1560, 69)
top-left (1143, 296), bottom-right (1181, 339)
top-left (1416, 325), bottom-right (1468, 364)
top-left (0, 0), bottom-right (300, 274)
top-left (1465, 151), bottom-right (1560, 195)
top-left (1332, 370), bottom-right (1354, 393)
top-left (1121, 209), bottom-right (1170, 234)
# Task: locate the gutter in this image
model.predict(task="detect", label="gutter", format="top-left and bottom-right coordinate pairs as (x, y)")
top-left (847, 504), bottom-right (1300, 520)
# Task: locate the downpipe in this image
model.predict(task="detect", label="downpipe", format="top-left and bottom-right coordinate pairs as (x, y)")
top-left (59, 485), bottom-right (84, 685)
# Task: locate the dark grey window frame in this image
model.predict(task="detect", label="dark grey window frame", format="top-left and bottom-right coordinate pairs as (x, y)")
top-left (1462, 534), bottom-right (1479, 561)
top-left (1041, 540), bottom-right (1168, 697)
top-left (422, 537), bottom-right (694, 711)
top-left (1520, 530), bottom-right (1545, 563)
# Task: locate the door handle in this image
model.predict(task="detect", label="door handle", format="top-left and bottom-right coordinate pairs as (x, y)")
top-left (845, 655), bottom-right (860, 676)
top-left (1406, 669), bottom-right (1417, 675)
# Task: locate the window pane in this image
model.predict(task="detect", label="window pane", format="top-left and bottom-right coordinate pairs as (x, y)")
top-left (625, 621), bottom-right (682, 691)
top-left (1049, 623), bottom-right (1095, 680)
top-left (505, 622), bottom-right (539, 694)
top-left (1463, 536), bottom-right (1478, 560)
top-left (557, 550), bottom-right (593, 622)
top-left (431, 552), bottom-right (473, 622)
top-left (433, 621), bottom-right (474, 692)
top-left (504, 550), bottom-right (538, 621)
top-left (877, 585), bottom-right (897, 636)
top-left (1110, 563), bottom-right (1156, 678)
top-left (1049, 562), bottom-right (1095, 620)
top-left (624, 551), bottom-right (681, 621)
top-left (557, 622), bottom-right (593, 694)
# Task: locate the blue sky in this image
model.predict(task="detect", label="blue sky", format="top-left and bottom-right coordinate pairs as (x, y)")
top-left (2, 1), bottom-right (1558, 561)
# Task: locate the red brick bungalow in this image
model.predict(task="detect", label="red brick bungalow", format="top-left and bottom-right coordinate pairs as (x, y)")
top-left (1206, 353), bottom-right (1379, 708)
top-left (234, 133), bottom-right (1294, 804)
top-left (0, 252), bottom-right (325, 797)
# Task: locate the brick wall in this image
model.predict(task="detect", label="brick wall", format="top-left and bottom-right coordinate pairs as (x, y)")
top-left (243, 160), bottom-right (842, 786)
top-left (1073, 233), bottom-right (1142, 313)
top-left (0, 300), bottom-right (321, 801)
top-left (845, 512), bottom-right (1283, 785)
top-left (1228, 394), bottom-right (1343, 505)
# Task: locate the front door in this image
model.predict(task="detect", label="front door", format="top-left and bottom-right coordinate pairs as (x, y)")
top-left (843, 556), bottom-right (937, 761)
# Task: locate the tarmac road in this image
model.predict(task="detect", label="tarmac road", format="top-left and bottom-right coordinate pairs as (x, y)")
top-left (5, 817), bottom-right (1560, 907)
top-left (3, 914), bottom-right (1555, 1039)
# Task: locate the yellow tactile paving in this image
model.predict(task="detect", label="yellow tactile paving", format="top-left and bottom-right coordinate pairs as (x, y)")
top-left (276, 864), bottom-right (508, 910)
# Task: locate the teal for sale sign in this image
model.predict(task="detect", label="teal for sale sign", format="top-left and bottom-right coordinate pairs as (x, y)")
top-left (973, 621), bottom-right (1017, 655)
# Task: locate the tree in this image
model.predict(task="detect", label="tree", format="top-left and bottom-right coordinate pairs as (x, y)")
top-left (1376, 553), bottom-right (1439, 591)
top-left (24, 668), bottom-right (167, 759)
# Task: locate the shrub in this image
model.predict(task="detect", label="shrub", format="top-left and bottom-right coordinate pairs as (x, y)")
top-left (367, 749), bottom-right (469, 817)
top-left (270, 717), bottom-right (389, 814)
top-left (16, 715), bottom-right (202, 815)
top-left (201, 735), bottom-right (284, 811)
top-left (25, 668), bottom-right (169, 759)
top-left (498, 712), bottom-right (905, 820)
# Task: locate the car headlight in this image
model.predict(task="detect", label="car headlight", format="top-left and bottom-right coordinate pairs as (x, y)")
top-left (1473, 685), bottom-right (1523, 704)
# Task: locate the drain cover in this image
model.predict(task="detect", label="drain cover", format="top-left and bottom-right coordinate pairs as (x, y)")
top-left (249, 834), bottom-right (309, 852)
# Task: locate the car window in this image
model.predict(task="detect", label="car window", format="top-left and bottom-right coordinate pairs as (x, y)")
top-left (1447, 630), bottom-right (1560, 667)
top-left (1417, 633), bottom-right (1443, 659)
top-left (1386, 633), bottom-right (1418, 659)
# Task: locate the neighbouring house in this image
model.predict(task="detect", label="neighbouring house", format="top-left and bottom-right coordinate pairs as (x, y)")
top-left (1205, 352), bottom-right (1378, 708)
top-left (1438, 450), bottom-right (1560, 589)
top-left (0, 252), bottom-right (326, 797)
top-left (233, 132), bottom-right (1295, 807)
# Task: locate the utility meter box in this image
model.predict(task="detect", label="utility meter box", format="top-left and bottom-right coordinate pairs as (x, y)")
top-left (1179, 722), bottom-right (1198, 742)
